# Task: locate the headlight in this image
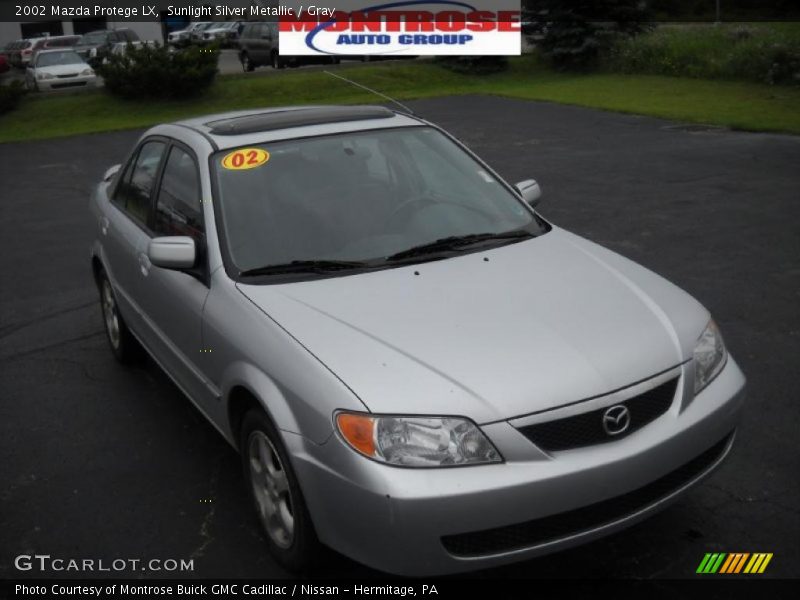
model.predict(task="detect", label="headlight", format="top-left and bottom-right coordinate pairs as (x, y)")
top-left (81, 68), bottom-right (93, 76)
top-left (37, 72), bottom-right (54, 80)
top-left (694, 319), bottom-right (727, 394)
top-left (336, 412), bottom-right (502, 467)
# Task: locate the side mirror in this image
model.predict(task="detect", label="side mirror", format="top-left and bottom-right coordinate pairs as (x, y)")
top-left (148, 236), bottom-right (196, 270)
top-left (103, 164), bottom-right (121, 182)
top-left (515, 179), bottom-right (542, 208)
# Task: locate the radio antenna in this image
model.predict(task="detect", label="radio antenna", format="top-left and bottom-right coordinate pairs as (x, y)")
top-left (323, 70), bottom-right (417, 117)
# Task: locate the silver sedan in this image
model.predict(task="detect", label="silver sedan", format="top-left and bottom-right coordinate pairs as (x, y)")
top-left (88, 106), bottom-right (745, 576)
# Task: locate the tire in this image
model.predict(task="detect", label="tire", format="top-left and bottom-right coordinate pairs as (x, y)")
top-left (241, 52), bottom-right (255, 72)
top-left (240, 409), bottom-right (320, 572)
top-left (97, 269), bottom-right (143, 364)
top-left (271, 51), bottom-right (285, 70)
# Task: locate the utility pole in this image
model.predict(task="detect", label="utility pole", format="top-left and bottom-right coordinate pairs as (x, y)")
top-left (715, 0), bottom-right (721, 24)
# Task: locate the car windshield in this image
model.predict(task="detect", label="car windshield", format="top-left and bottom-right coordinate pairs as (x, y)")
top-left (80, 32), bottom-right (106, 44)
top-left (213, 126), bottom-right (546, 274)
top-left (36, 51), bottom-right (83, 67)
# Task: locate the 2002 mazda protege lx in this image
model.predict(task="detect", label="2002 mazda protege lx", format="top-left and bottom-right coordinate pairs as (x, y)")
top-left (89, 105), bottom-right (745, 576)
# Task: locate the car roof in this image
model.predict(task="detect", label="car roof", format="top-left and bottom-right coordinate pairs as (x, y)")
top-left (169, 105), bottom-right (425, 150)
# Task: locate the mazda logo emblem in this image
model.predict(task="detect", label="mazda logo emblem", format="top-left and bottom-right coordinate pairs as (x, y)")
top-left (602, 405), bottom-right (631, 436)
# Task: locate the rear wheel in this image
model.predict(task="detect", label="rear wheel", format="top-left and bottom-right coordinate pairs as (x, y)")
top-left (241, 52), bottom-right (255, 72)
top-left (241, 409), bottom-right (320, 572)
top-left (98, 269), bottom-right (143, 364)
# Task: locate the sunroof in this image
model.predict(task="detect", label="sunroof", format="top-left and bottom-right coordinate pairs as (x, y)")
top-left (206, 106), bottom-right (396, 136)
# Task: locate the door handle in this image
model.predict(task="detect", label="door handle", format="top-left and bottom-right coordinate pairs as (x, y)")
top-left (99, 216), bottom-right (110, 235)
top-left (138, 252), bottom-right (151, 277)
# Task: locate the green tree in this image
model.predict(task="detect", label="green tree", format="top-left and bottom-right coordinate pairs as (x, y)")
top-left (523, 0), bottom-right (652, 70)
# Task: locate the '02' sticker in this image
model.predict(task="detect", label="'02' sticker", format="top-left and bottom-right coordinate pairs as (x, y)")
top-left (221, 148), bottom-right (270, 170)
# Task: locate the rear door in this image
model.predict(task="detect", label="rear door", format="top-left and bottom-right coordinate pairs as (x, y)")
top-left (104, 139), bottom-right (167, 331)
top-left (134, 142), bottom-right (215, 408)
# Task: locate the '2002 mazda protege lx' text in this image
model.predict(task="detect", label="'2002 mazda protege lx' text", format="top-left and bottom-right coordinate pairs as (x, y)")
top-left (88, 105), bottom-right (745, 576)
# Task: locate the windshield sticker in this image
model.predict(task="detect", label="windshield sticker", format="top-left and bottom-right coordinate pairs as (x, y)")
top-left (221, 148), bottom-right (270, 170)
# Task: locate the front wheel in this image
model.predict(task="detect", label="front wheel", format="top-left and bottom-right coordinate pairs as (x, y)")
top-left (241, 52), bottom-right (255, 72)
top-left (98, 270), bottom-right (143, 364)
top-left (241, 409), bottom-right (320, 572)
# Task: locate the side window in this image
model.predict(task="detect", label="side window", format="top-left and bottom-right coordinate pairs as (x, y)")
top-left (114, 141), bottom-right (166, 225)
top-left (154, 146), bottom-right (204, 240)
top-left (260, 24), bottom-right (271, 40)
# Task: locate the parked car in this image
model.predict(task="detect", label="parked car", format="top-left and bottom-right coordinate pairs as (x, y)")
top-left (190, 22), bottom-right (215, 45)
top-left (0, 53), bottom-right (9, 74)
top-left (9, 37), bottom-right (49, 68)
top-left (29, 35), bottom-right (81, 59)
top-left (89, 105), bottom-right (745, 576)
top-left (200, 21), bottom-right (242, 47)
top-left (238, 21), bottom-right (337, 71)
top-left (167, 22), bottom-right (209, 47)
top-left (2, 40), bottom-right (21, 68)
top-left (75, 29), bottom-right (140, 68)
top-left (25, 48), bottom-right (95, 91)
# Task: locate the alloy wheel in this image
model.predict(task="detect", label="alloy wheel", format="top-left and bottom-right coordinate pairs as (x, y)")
top-left (248, 431), bottom-right (295, 548)
top-left (101, 280), bottom-right (120, 350)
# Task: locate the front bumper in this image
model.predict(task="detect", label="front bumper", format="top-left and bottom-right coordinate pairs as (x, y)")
top-left (37, 74), bottom-right (97, 91)
top-left (289, 356), bottom-right (746, 576)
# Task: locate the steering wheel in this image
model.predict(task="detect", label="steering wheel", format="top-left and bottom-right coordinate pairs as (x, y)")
top-left (384, 194), bottom-right (437, 231)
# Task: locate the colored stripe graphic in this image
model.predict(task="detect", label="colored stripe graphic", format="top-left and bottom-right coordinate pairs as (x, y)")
top-left (719, 553), bottom-right (749, 573)
top-left (697, 553), bottom-right (727, 573)
top-left (696, 553), bottom-right (713, 573)
top-left (719, 554), bottom-right (736, 573)
top-left (698, 552), bottom-right (772, 575)
top-left (733, 553), bottom-right (750, 573)
top-left (744, 553), bottom-right (773, 574)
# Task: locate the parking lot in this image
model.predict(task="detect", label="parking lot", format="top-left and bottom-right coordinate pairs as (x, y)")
top-left (0, 95), bottom-right (798, 579)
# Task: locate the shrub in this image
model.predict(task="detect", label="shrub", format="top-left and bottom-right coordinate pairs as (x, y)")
top-left (0, 80), bottom-right (26, 114)
top-left (98, 43), bottom-right (219, 99)
top-left (605, 24), bottom-right (800, 86)
top-left (433, 56), bottom-right (509, 74)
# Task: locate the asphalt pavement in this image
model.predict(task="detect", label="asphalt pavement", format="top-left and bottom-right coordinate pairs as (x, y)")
top-left (0, 96), bottom-right (798, 579)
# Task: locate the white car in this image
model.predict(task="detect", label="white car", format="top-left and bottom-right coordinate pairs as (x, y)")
top-left (25, 49), bottom-right (96, 92)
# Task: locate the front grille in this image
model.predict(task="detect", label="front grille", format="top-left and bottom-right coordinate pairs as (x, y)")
top-left (57, 73), bottom-right (78, 78)
top-left (441, 432), bottom-right (733, 558)
top-left (517, 377), bottom-right (679, 452)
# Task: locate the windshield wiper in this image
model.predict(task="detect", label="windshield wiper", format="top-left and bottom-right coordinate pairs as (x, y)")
top-left (386, 230), bottom-right (533, 262)
top-left (239, 259), bottom-right (371, 278)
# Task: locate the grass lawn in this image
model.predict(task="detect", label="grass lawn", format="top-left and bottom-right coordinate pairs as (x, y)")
top-left (1, 56), bottom-right (799, 143)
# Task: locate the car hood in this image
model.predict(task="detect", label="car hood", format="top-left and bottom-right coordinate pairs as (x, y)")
top-left (237, 228), bottom-right (708, 423)
top-left (36, 63), bottom-right (87, 75)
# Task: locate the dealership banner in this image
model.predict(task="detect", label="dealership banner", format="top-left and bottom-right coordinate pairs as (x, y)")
top-left (278, 1), bottom-right (521, 57)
